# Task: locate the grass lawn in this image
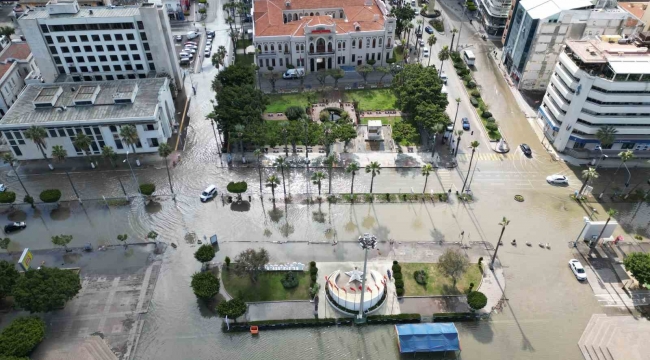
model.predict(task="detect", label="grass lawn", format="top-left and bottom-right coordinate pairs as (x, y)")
top-left (235, 53), bottom-right (254, 66)
top-left (393, 46), bottom-right (405, 63)
top-left (401, 262), bottom-right (482, 296)
top-left (236, 39), bottom-right (252, 49)
top-left (360, 116), bottom-right (402, 127)
top-left (266, 93), bottom-right (309, 113)
top-left (222, 269), bottom-right (311, 302)
top-left (343, 89), bottom-right (397, 111)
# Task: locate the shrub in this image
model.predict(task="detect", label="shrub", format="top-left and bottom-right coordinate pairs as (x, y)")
top-left (478, 257), bottom-right (483, 266)
top-left (0, 316), bottom-right (45, 357)
top-left (486, 123), bottom-right (499, 132)
top-left (470, 90), bottom-right (481, 98)
top-left (414, 270), bottom-right (428, 285)
top-left (466, 80), bottom-right (477, 89)
top-left (395, 279), bottom-right (404, 289)
top-left (139, 183), bottom-right (156, 196)
top-left (39, 189), bottom-right (61, 203)
top-left (225, 256), bottom-right (231, 268)
top-left (462, 74), bottom-right (472, 83)
top-left (309, 261), bottom-right (316, 268)
top-left (226, 181), bottom-right (248, 194)
top-left (24, 194), bottom-right (34, 207)
top-left (393, 272), bottom-right (403, 280)
top-left (194, 244), bottom-right (216, 264)
top-left (392, 263), bottom-right (402, 273)
top-left (0, 191), bottom-right (16, 204)
top-left (393, 260), bottom-right (399, 265)
top-left (396, 287), bottom-right (405, 296)
top-left (310, 273), bottom-right (317, 282)
top-left (486, 117), bottom-right (496, 123)
top-left (309, 266), bottom-right (318, 275)
top-left (467, 291), bottom-right (488, 310)
top-left (470, 97), bottom-right (479, 107)
top-left (281, 271), bottom-right (299, 289)
top-left (482, 111), bottom-right (492, 118)
top-left (191, 272), bottom-right (220, 299)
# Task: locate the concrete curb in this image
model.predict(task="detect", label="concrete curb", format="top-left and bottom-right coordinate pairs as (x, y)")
top-left (402, 295), bottom-right (465, 298)
top-left (246, 300), bottom-right (311, 304)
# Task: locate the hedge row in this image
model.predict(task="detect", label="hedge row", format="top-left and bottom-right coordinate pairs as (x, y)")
top-left (432, 312), bottom-right (477, 322)
top-left (221, 313), bottom-right (423, 332)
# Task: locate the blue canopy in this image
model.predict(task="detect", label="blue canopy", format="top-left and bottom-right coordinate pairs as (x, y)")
top-left (395, 323), bottom-right (460, 353)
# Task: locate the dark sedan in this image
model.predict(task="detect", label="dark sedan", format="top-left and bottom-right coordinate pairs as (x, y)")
top-left (4, 222), bottom-right (26, 233)
top-left (462, 118), bottom-right (470, 130)
top-left (520, 143), bottom-right (532, 156)
top-left (425, 26), bottom-right (433, 34)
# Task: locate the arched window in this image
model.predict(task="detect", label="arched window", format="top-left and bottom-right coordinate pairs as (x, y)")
top-left (340, 11), bottom-right (344, 18)
top-left (293, 13), bottom-right (298, 21)
top-left (387, 38), bottom-right (392, 47)
top-left (379, 38), bottom-right (383, 46)
top-left (358, 39), bottom-right (362, 48)
top-left (264, 44), bottom-right (268, 52)
top-left (316, 12), bottom-right (320, 16)
top-left (328, 42), bottom-right (333, 52)
top-left (372, 38), bottom-right (376, 48)
top-left (300, 44), bottom-right (304, 51)
top-left (310, 12), bottom-right (314, 16)
top-left (316, 38), bottom-right (325, 53)
top-left (337, 42), bottom-right (341, 50)
top-left (309, 43), bottom-right (314, 53)
top-left (283, 14), bottom-right (287, 23)
top-left (284, 44), bottom-right (289, 53)
top-left (296, 44), bottom-right (299, 52)
top-left (257, 45), bottom-right (262, 52)
top-left (270, 44), bottom-right (274, 51)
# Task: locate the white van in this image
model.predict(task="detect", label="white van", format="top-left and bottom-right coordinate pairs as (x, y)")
top-left (282, 68), bottom-right (305, 79)
top-left (463, 50), bottom-right (476, 66)
top-left (200, 185), bottom-right (217, 202)
top-left (439, 71), bottom-right (448, 84)
top-left (441, 85), bottom-right (448, 94)
top-left (186, 31), bottom-right (200, 40)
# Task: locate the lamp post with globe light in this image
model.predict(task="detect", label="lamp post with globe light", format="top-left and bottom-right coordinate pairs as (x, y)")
top-left (356, 233), bottom-right (377, 324)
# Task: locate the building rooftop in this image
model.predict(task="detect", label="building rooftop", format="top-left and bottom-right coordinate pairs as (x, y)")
top-left (619, 2), bottom-right (648, 20)
top-left (521, 0), bottom-right (593, 19)
top-left (0, 78), bottom-right (167, 127)
top-left (0, 64), bottom-right (13, 80)
top-left (20, 6), bottom-right (141, 19)
top-left (0, 43), bottom-right (31, 63)
top-left (566, 38), bottom-right (650, 63)
top-left (254, 0), bottom-right (387, 37)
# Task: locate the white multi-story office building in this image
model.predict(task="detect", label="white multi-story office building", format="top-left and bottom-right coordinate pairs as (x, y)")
top-left (476, 0), bottom-right (512, 36)
top-left (18, 0), bottom-right (182, 89)
top-left (253, 0), bottom-right (397, 73)
top-left (502, 0), bottom-right (642, 91)
top-left (539, 38), bottom-right (650, 154)
top-left (0, 42), bottom-right (40, 117)
top-left (0, 78), bottom-right (175, 160)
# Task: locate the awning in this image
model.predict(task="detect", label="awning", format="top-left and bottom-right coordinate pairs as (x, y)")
top-left (395, 323), bottom-right (460, 353)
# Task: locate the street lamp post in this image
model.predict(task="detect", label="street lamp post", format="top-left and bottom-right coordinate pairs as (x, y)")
top-left (449, 99), bottom-right (461, 149)
top-left (123, 151), bottom-right (140, 197)
top-left (356, 233), bottom-right (377, 324)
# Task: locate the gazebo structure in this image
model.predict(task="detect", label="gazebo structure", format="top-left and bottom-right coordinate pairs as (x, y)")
top-left (366, 120), bottom-right (383, 141)
top-left (324, 269), bottom-right (387, 313)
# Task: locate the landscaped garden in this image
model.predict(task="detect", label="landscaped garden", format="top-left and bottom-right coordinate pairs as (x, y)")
top-left (235, 53), bottom-right (254, 66)
top-left (222, 270), bottom-right (311, 302)
top-left (360, 116), bottom-right (402, 127)
top-left (400, 261), bottom-right (482, 296)
top-left (343, 89), bottom-right (397, 111)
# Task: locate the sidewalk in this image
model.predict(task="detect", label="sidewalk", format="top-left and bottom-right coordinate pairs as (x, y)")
top-left (9, 152), bottom-right (169, 176)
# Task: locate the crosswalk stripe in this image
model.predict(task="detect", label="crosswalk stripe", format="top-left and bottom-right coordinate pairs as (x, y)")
top-left (457, 153), bottom-right (510, 161)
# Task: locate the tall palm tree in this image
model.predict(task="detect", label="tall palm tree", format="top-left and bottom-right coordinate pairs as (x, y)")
top-left (365, 161), bottom-right (381, 194)
top-left (24, 126), bottom-right (52, 169)
top-left (266, 175), bottom-right (280, 200)
top-left (421, 164), bottom-right (433, 194)
top-left (158, 143), bottom-right (174, 197)
top-left (253, 149), bottom-right (263, 193)
top-left (52, 145), bottom-right (80, 200)
top-left (430, 123), bottom-right (445, 158)
top-left (2, 153), bottom-right (29, 197)
top-left (323, 154), bottom-right (336, 194)
top-left (280, 122), bottom-right (289, 157)
top-left (346, 162), bottom-right (360, 195)
top-left (427, 35), bottom-right (437, 67)
top-left (579, 167), bottom-right (599, 195)
top-left (73, 133), bottom-right (93, 167)
top-left (119, 125), bottom-right (139, 154)
top-left (102, 145), bottom-right (117, 167)
top-left (461, 141), bottom-right (480, 192)
top-left (595, 126), bottom-right (617, 148)
top-left (311, 171), bottom-right (326, 196)
top-left (438, 45), bottom-right (450, 76)
top-left (592, 209), bottom-right (618, 247)
top-left (600, 150), bottom-right (633, 197)
top-left (454, 130), bottom-right (463, 157)
top-left (274, 156), bottom-right (288, 199)
top-left (449, 28), bottom-right (458, 51)
top-left (489, 217), bottom-right (510, 269)
top-left (234, 124), bottom-right (246, 159)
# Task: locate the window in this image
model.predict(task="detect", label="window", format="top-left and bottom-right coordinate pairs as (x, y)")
top-left (98, 24), bottom-right (110, 30)
top-left (80, 66), bottom-right (88, 72)
top-left (352, 54), bottom-right (355, 61)
top-left (95, 45), bottom-right (104, 52)
top-left (106, 75), bottom-right (114, 81)
top-left (135, 64), bottom-right (143, 70)
top-left (109, 125), bottom-right (117, 132)
top-left (103, 65), bottom-right (111, 71)
top-left (58, 66), bottom-right (65, 74)
top-left (88, 24), bottom-right (99, 30)
top-left (79, 35), bottom-right (88, 42)
top-left (11, 146), bottom-right (22, 156)
top-left (272, 59), bottom-right (275, 67)
top-left (54, 57), bottom-right (62, 64)
top-left (143, 43), bottom-right (150, 51)
top-left (280, 58), bottom-right (283, 66)
top-left (122, 54), bottom-right (129, 61)
top-left (68, 35), bottom-right (77, 42)
top-left (114, 65), bottom-right (122, 71)
top-left (132, 54), bottom-right (140, 61)
top-left (99, 55), bottom-right (107, 61)
top-left (87, 56), bottom-right (96, 62)
top-left (372, 38), bottom-right (376, 48)
top-left (115, 34), bottom-right (124, 41)
top-left (40, 24), bottom-right (49, 33)
top-left (91, 66), bottom-right (99, 72)
top-left (107, 45), bottom-right (115, 51)
top-left (45, 36), bottom-right (53, 44)
top-left (110, 55), bottom-right (118, 61)
top-left (126, 34), bottom-right (134, 40)
top-left (48, 129), bottom-right (58, 137)
top-left (622, 143), bottom-right (635, 149)
top-left (60, 46), bottom-right (69, 53)
top-left (125, 64), bottom-right (133, 71)
top-left (146, 53), bottom-right (153, 61)
top-left (103, 34), bottom-right (111, 41)
top-left (72, 46), bottom-right (80, 52)
top-left (84, 45), bottom-right (92, 52)
top-left (92, 35), bottom-right (100, 41)
top-left (146, 124), bottom-right (155, 131)
top-left (129, 44), bottom-right (137, 51)
top-left (65, 56), bottom-right (73, 63)
top-left (128, 74), bottom-right (136, 79)
top-left (148, 138), bottom-right (159, 147)
top-left (149, 62), bottom-right (155, 71)
top-left (84, 76), bottom-right (92, 81)
top-left (49, 46), bottom-right (58, 54)
top-left (137, 21), bottom-right (144, 30)
top-left (140, 32), bottom-right (146, 41)
top-left (56, 36), bottom-right (66, 43)
top-left (115, 139), bottom-right (124, 149)
top-left (74, 56), bottom-right (84, 63)
top-left (138, 74), bottom-right (146, 79)
top-left (118, 44), bottom-right (127, 51)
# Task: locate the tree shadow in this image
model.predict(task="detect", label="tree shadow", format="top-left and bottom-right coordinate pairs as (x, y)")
top-left (7, 209), bottom-right (27, 222)
top-left (145, 200), bottom-right (162, 214)
top-left (268, 206), bottom-right (284, 223)
top-left (50, 206), bottom-right (71, 221)
top-left (230, 201), bottom-right (251, 212)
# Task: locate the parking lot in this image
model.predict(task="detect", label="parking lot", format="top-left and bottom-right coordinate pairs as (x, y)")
top-left (174, 30), bottom-right (214, 71)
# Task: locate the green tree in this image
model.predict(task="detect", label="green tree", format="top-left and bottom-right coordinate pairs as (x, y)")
top-left (437, 45), bottom-right (450, 76)
top-left (489, 217), bottom-right (510, 269)
top-left (158, 143), bottom-right (174, 197)
top-left (51, 145), bottom-right (66, 162)
top-left (3, 153), bottom-right (29, 198)
top-left (365, 161), bottom-right (381, 194)
top-left (600, 150), bottom-right (634, 197)
top-left (13, 267), bottom-right (81, 313)
top-left (595, 126), bottom-right (617, 148)
top-left (427, 34), bottom-right (437, 67)
top-left (253, 149), bottom-right (263, 193)
top-left (210, 84), bottom-right (267, 146)
top-left (194, 244), bottom-right (216, 266)
top-left (323, 154), bottom-right (337, 194)
top-left (117, 234), bottom-right (128, 248)
top-left (232, 248), bottom-right (269, 283)
top-left (285, 106), bottom-right (305, 121)
top-left (467, 291), bottom-right (488, 311)
top-left (216, 298), bottom-right (247, 322)
top-left (355, 64), bottom-right (373, 84)
top-left (390, 5), bottom-right (416, 38)
top-left (334, 123), bottom-right (357, 152)
top-left (421, 164), bottom-right (433, 193)
top-left (72, 132), bottom-right (93, 167)
top-left (273, 156), bottom-right (288, 199)
top-left (191, 272), bottom-right (220, 300)
top-left (211, 45), bottom-right (227, 69)
top-left (266, 175), bottom-right (280, 200)
top-left (213, 62), bottom-right (255, 90)
top-left (579, 167), bottom-right (599, 195)
top-left (233, 124), bottom-right (246, 158)
top-left (392, 65), bottom-right (448, 123)
top-left (328, 68), bottom-right (345, 87)
top-left (0, 26), bottom-right (15, 37)
top-left (454, 129), bottom-right (463, 157)
top-left (0, 237), bottom-right (9, 251)
top-left (0, 260), bottom-right (19, 300)
top-left (315, 70), bottom-right (329, 86)
top-left (438, 248), bottom-right (469, 287)
top-left (393, 121), bottom-right (418, 145)
top-left (623, 252), bottom-right (650, 287)
top-left (0, 316), bottom-right (45, 357)
top-left (346, 162), bottom-right (360, 195)
top-left (101, 145), bottom-right (117, 167)
top-left (311, 171), bottom-right (326, 196)
top-left (119, 125), bottom-right (140, 154)
top-left (24, 126), bottom-right (52, 168)
top-left (51, 234), bottom-right (73, 252)
top-left (264, 70), bottom-right (281, 93)
top-left (376, 66), bottom-right (390, 83)
top-left (461, 141), bottom-right (480, 192)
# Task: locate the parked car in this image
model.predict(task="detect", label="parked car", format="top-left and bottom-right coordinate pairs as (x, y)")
top-left (418, 39), bottom-right (425, 47)
top-left (283, 68), bottom-right (305, 79)
top-left (186, 31), bottom-right (200, 40)
top-left (462, 118), bottom-right (470, 130)
top-left (204, 49), bottom-right (211, 57)
top-left (207, 30), bottom-right (215, 37)
top-left (180, 58), bottom-right (191, 65)
top-left (179, 52), bottom-right (194, 59)
top-left (423, 48), bottom-right (429, 57)
top-left (569, 259), bottom-right (587, 281)
top-left (184, 44), bottom-right (198, 49)
top-left (439, 71), bottom-right (448, 84)
top-left (546, 174), bottom-right (569, 185)
top-left (206, 39), bottom-right (212, 47)
top-left (200, 185), bottom-right (218, 202)
top-left (0, 184), bottom-right (5, 192)
top-left (184, 48), bottom-right (197, 54)
top-left (185, 41), bottom-right (197, 46)
top-left (520, 143), bottom-right (532, 156)
top-left (175, 35), bottom-right (183, 42)
top-left (4, 221), bottom-right (26, 233)
top-left (425, 26), bottom-right (433, 34)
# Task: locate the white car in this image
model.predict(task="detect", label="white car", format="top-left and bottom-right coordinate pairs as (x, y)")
top-left (200, 185), bottom-right (218, 202)
top-left (184, 48), bottom-right (197, 54)
top-left (546, 174), bottom-right (568, 185)
top-left (204, 49), bottom-right (211, 57)
top-left (418, 39), bottom-right (424, 47)
top-left (186, 31), bottom-right (200, 40)
top-left (206, 40), bottom-right (212, 47)
top-left (569, 259), bottom-right (587, 281)
top-left (0, 184), bottom-right (5, 192)
top-left (423, 48), bottom-right (429, 57)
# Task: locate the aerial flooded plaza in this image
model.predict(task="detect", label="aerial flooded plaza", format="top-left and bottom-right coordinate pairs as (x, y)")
top-left (1, 0), bottom-right (650, 359)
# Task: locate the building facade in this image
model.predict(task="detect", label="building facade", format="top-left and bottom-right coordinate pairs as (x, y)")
top-left (0, 78), bottom-right (175, 160)
top-left (476, 0), bottom-right (512, 36)
top-left (619, 2), bottom-right (650, 32)
top-left (502, 0), bottom-right (642, 91)
top-left (18, 0), bottom-right (182, 89)
top-left (539, 38), bottom-right (650, 154)
top-left (253, 0), bottom-right (397, 74)
top-left (0, 42), bottom-right (40, 117)
top-left (501, 0), bottom-right (520, 44)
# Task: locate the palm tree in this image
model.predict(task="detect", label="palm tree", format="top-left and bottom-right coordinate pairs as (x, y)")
top-left (253, 149), bottom-right (263, 194)
top-left (449, 28), bottom-right (458, 51)
top-left (592, 209), bottom-right (618, 247)
top-left (421, 164), bottom-right (433, 194)
top-left (24, 126), bottom-right (53, 169)
top-left (280, 122), bottom-right (289, 157)
top-left (311, 171), bottom-right (326, 197)
top-left (2, 153), bottom-right (29, 197)
top-left (119, 125), bottom-right (140, 154)
top-left (489, 217), bottom-right (510, 269)
top-left (102, 145), bottom-right (117, 167)
top-left (365, 161), bottom-right (381, 194)
top-left (346, 162), bottom-right (360, 195)
top-left (73, 133), bottom-right (93, 167)
top-left (579, 167), bottom-right (599, 195)
top-left (52, 145), bottom-right (80, 201)
top-left (430, 123), bottom-right (445, 158)
top-left (454, 130), bottom-right (463, 157)
top-left (595, 126), bottom-right (617, 148)
top-left (323, 154), bottom-right (336, 194)
top-left (461, 141), bottom-right (480, 192)
top-left (158, 143), bottom-right (174, 197)
top-left (266, 175), bottom-right (280, 200)
top-left (600, 150), bottom-right (634, 197)
top-left (438, 45), bottom-right (450, 76)
top-left (274, 156), bottom-right (288, 199)
top-left (427, 35), bottom-right (437, 67)
top-left (234, 124), bottom-right (245, 159)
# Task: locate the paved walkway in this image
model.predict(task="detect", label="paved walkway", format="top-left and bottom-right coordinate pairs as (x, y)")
top-left (400, 296), bottom-right (469, 314)
top-left (246, 301), bottom-right (315, 322)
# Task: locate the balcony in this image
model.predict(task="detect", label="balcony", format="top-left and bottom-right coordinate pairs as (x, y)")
top-left (579, 111), bottom-right (650, 125)
top-left (547, 85), bottom-right (570, 111)
top-left (550, 73), bottom-right (574, 101)
top-left (583, 100), bottom-right (650, 115)
top-left (543, 96), bottom-right (565, 122)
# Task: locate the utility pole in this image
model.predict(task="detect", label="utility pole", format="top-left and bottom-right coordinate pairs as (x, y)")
top-left (356, 233), bottom-right (377, 324)
top-left (489, 217), bottom-right (510, 270)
